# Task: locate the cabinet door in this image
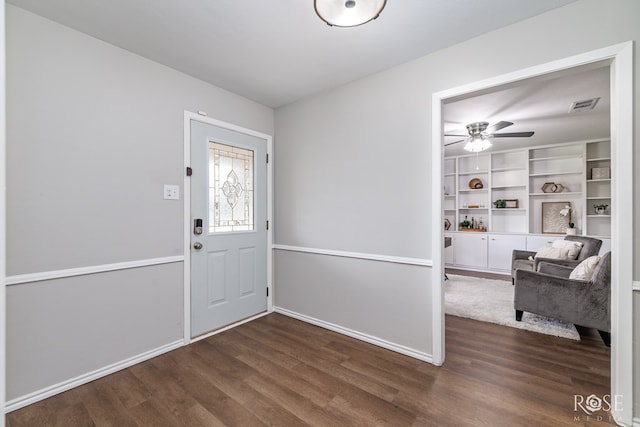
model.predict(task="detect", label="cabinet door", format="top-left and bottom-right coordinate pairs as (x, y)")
top-left (526, 235), bottom-right (557, 252)
top-left (444, 233), bottom-right (454, 265)
top-left (453, 233), bottom-right (487, 268)
top-left (488, 235), bottom-right (527, 271)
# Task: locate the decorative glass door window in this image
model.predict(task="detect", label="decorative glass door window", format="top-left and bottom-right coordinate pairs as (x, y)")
top-left (209, 142), bottom-right (254, 233)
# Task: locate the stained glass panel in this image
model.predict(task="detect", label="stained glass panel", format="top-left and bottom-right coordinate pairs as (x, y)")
top-left (209, 142), bottom-right (254, 233)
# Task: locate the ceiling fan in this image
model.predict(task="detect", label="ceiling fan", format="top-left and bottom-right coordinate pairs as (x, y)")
top-left (444, 121), bottom-right (534, 152)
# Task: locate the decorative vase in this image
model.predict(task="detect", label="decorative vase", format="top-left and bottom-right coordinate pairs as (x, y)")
top-left (566, 228), bottom-right (577, 235)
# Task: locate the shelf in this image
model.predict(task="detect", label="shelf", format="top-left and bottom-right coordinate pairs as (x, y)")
top-left (586, 157), bottom-right (611, 162)
top-left (458, 171), bottom-right (488, 176)
top-left (459, 207), bottom-right (488, 210)
top-left (529, 171), bottom-right (583, 177)
top-left (491, 167), bottom-right (526, 172)
top-left (444, 194), bottom-right (456, 198)
top-left (491, 208), bottom-right (526, 212)
top-left (444, 172), bottom-right (456, 177)
top-left (491, 184), bottom-right (526, 189)
top-left (529, 192), bottom-right (582, 196)
top-left (587, 214), bottom-right (611, 218)
top-left (587, 178), bottom-right (611, 183)
top-left (530, 154), bottom-right (583, 162)
top-left (586, 196), bottom-right (611, 200)
top-left (459, 189), bottom-right (488, 193)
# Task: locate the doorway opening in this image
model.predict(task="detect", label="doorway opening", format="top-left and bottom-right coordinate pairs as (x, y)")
top-left (431, 42), bottom-right (633, 424)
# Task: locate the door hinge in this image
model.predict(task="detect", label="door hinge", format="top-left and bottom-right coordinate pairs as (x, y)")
top-left (266, 287), bottom-right (269, 297)
top-left (266, 153), bottom-right (269, 164)
top-left (186, 167), bottom-right (193, 176)
top-left (266, 220), bottom-right (269, 230)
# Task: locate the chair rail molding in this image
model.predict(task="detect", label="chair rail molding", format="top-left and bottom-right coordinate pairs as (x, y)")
top-left (5, 256), bottom-right (184, 286)
top-left (273, 244), bottom-right (431, 267)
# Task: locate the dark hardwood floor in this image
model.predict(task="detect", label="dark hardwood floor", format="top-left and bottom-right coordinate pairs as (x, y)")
top-left (7, 313), bottom-right (614, 426)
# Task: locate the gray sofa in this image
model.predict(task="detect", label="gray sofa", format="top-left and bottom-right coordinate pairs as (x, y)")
top-left (511, 235), bottom-right (603, 285)
top-left (513, 251), bottom-right (611, 346)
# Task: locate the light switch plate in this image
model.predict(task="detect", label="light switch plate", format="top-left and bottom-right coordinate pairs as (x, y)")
top-left (164, 184), bottom-right (180, 200)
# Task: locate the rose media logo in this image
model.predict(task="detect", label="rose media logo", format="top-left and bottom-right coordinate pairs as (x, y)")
top-left (573, 394), bottom-right (623, 423)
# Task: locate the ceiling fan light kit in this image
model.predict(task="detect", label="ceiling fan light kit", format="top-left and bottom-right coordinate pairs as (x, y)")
top-left (444, 120), bottom-right (535, 153)
top-left (314, 0), bottom-right (387, 27)
top-left (464, 135), bottom-right (492, 152)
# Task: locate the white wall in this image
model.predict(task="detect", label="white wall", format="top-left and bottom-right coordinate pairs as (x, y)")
top-left (636, 292), bottom-right (640, 421)
top-left (1, 1), bottom-right (6, 424)
top-left (274, 0), bottom-right (639, 416)
top-left (5, 5), bottom-right (273, 406)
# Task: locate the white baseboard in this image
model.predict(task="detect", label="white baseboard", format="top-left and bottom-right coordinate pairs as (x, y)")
top-left (4, 339), bottom-right (184, 413)
top-left (633, 416), bottom-right (640, 427)
top-left (633, 281), bottom-right (640, 292)
top-left (273, 307), bottom-right (433, 364)
top-left (190, 310), bottom-right (271, 343)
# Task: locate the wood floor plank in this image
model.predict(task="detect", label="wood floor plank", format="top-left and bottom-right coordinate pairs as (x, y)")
top-left (6, 313), bottom-right (615, 426)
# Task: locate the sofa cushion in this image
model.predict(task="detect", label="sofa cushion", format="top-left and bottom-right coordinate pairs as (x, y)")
top-left (569, 255), bottom-right (601, 280)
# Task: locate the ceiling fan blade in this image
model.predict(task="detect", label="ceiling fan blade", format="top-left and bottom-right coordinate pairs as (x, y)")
top-left (484, 121), bottom-right (513, 133)
top-left (444, 138), bottom-right (466, 146)
top-left (444, 133), bottom-right (468, 137)
top-left (489, 131), bottom-right (535, 138)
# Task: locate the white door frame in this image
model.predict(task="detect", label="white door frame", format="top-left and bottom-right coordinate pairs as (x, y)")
top-left (431, 42), bottom-right (634, 425)
top-left (183, 111), bottom-right (274, 344)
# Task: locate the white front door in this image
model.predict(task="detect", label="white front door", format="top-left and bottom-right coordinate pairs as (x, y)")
top-left (190, 119), bottom-right (267, 337)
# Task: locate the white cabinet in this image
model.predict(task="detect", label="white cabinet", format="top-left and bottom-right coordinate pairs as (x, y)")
top-left (526, 235), bottom-right (556, 252)
top-left (488, 234), bottom-right (526, 271)
top-left (452, 233), bottom-right (487, 269)
top-left (444, 233), bottom-right (454, 264)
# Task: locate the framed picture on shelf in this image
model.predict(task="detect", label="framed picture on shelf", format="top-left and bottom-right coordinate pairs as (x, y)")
top-left (542, 201), bottom-right (570, 234)
top-left (504, 199), bottom-right (519, 208)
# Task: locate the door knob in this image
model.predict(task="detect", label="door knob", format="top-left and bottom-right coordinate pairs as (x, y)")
top-left (193, 242), bottom-right (203, 250)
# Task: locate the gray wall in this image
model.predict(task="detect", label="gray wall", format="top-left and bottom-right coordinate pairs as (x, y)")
top-left (6, 5), bottom-right (273, 402)
top-left (274, 251), bottom-right (431, 354)
top-left (274, 0), bottom-right (639, 415)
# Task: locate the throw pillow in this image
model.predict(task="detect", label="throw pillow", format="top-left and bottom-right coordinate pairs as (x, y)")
top-left (528, 245), bottom-right (572, 261)
top-left (551, 239), bottom-right (583, 260)
top-left (569, 255), bottom-right (601, 280)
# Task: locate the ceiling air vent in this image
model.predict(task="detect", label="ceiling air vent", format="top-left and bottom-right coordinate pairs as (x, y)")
top-left (569, 97), bottom-right (600, 113)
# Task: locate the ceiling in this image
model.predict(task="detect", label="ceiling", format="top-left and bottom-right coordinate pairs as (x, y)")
top-left (443, 63), bottom-right (611, 156)
top-left (8, 0), bottom-right (578, 108)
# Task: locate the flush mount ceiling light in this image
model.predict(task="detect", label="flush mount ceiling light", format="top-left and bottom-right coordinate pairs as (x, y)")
top-left (314, 0), bottom-right (387, 27)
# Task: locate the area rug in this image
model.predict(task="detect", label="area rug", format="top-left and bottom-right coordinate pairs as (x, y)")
top-left (445, 274), bottom-right (580, 340)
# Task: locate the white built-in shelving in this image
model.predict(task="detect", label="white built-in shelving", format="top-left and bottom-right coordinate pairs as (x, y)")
top-left (444, 139), bottom-right (610, 237)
